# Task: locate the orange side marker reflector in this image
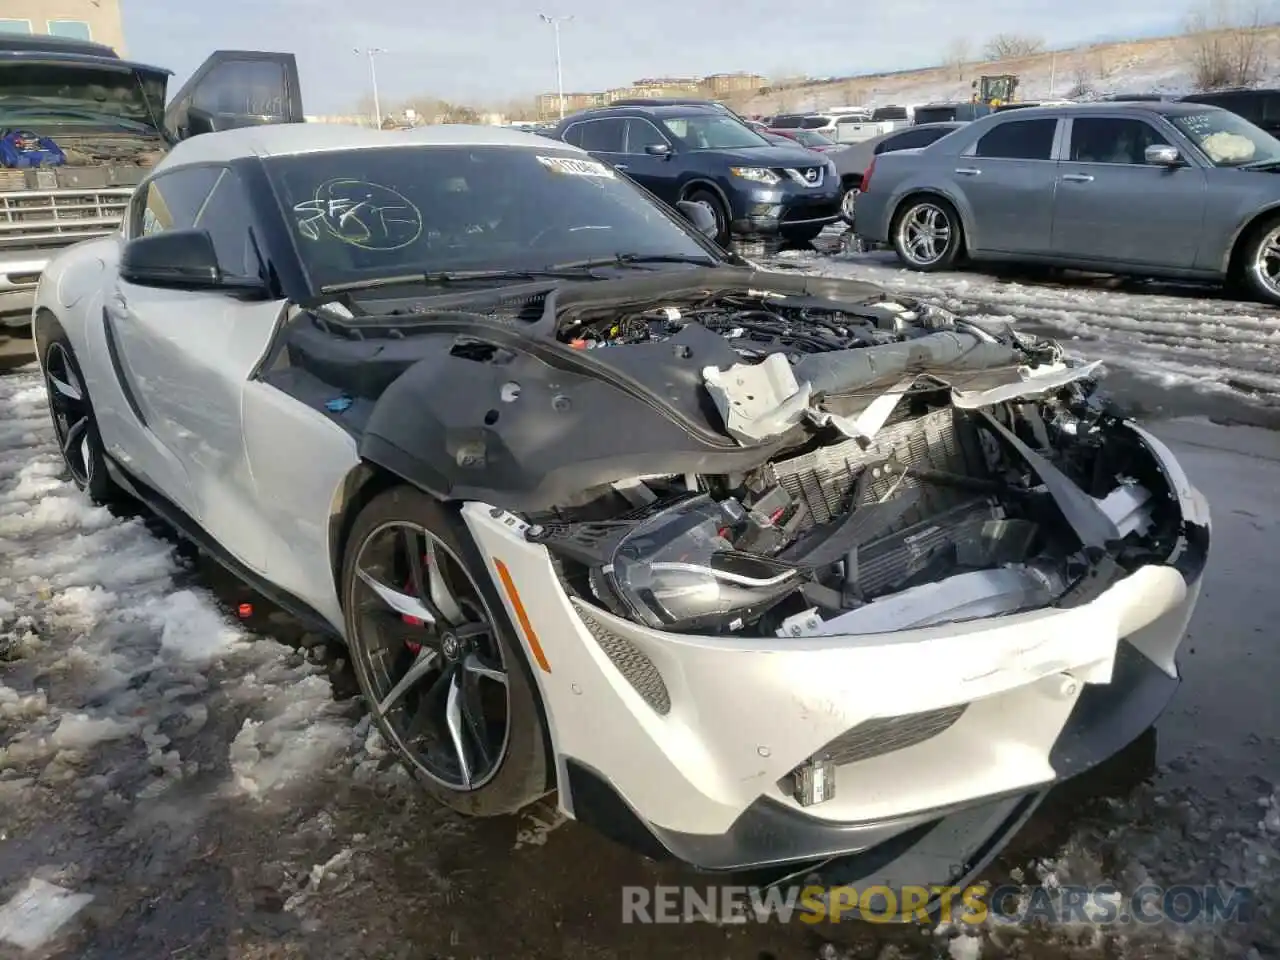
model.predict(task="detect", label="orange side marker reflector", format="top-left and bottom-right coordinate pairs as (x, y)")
top-left (493, 557), bottom-right (551, 673)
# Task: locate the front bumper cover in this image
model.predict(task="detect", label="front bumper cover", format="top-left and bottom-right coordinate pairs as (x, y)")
top-left (563, 634), bottom-right (1181, 909)
top-left (460, 422), bottom-right (1209, 909)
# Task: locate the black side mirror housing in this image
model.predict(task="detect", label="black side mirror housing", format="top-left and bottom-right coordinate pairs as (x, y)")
top-left (120, 228), bottom-right (266, 296)
top-left (676, 199), bottom-right (718, 239)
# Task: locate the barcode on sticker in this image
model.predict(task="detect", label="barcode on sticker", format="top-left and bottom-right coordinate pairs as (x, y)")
top-left (536, 155), bottom-right (616, 178)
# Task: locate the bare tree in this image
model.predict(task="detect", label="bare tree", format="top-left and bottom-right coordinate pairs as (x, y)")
top-left (1066, 57), bottom-right (1096, 99)
top-left (983, 33), bottom-right (1046, 60)
top-left (944, 37), bottom-right (972, 79)
top-left (1183, 0), bottom-right (1271, 90)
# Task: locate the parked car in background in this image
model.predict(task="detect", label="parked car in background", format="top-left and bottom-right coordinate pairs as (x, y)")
top-left (552, 103), bottom-right (841, 246)
top-left (912, 102), bottom-right (993, 124)
top-left (853, 102), bottom-right (1280, 304)
top-left (1179, 88), bottom-right (1280, 138)
top-left (769, 112), bottom-right (841, 137)
top-left (830, 105), bottom-right (915, 145)
top-left (829, 122), bottom-right (966, 224)
top-left (768, 128), bottom-right (839, 152)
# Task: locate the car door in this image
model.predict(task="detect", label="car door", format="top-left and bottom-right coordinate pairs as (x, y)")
top-left (618, 117), bottom-right (678, 201)
top-left (1051, 115), bottom-right (1207, 267)
top-left (955, 117), bottom-right (1061, 254)
top-left (101, 165), bottom-right (222, 520)
top-left (110, 167), bottom-right (283, 571)
top-left (164, 50), bottom-right (304, 140)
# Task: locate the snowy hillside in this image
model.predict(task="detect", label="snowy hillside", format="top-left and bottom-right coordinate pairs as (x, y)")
top-left (742, 28), bottom-right (1280, 113)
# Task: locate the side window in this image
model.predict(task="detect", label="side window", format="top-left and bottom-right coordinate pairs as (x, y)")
top-left (801, 116), bottom-right (829, 129)
top-left (133, 167), bottom-right (221, 238)
top-left (191, 59), bottom-right (287, 118)
top-left (624, 119), bottom-right (667, 153)
top-left (1069, 117), bottom-right (1170, 164)
top-left (974, 119), bottom-right (1058, 160)
top-left (576, 118), bottom-right (626, 152)
top-left (883, 128), bottom-right (945, 152)
top-left (772, 116), bottom-right (802, 129)
top-left (194, 170), bottom-right (262, 279)
top-left (562, 123), bottom-right (585, 147)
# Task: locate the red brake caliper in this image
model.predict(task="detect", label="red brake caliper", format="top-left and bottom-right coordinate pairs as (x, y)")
top-left (402, 554), bottom-right (427, 652)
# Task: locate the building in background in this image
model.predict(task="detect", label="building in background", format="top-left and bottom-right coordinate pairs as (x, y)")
top-left (0, 0), bottom-right (126, 54)
top-left (537, 72), bottom-right (771, 119)
top-left (704, 72), bottom-right (767, 97)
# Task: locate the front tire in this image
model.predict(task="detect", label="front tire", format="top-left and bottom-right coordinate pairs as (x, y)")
top-left (340, 485), bottom-right (550, 817)
top-left (685, 188), bottom-right (730, 248)
top-left (891, 195), bottom-right (964, 271)
top-left (1238, 214), bottom-right (1280, 305)
top-left (41, 331), bottom-right (122, 506)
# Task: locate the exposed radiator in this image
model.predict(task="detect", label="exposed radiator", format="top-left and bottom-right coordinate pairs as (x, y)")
top-left (770, 406), bottom-right (989, 529)
top-left (770, 406), bottom-right (996, 596)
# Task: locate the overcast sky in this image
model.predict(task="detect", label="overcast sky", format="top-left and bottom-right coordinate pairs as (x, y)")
top-left (121, 0), bottom-right (1193, 113)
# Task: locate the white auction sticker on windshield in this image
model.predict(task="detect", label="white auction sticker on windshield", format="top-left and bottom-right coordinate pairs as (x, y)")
top-left (536, 155), bottom-right (616, 178)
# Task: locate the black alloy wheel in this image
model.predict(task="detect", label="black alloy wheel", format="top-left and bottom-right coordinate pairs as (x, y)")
top-left (342, 487), bottom-right (549, 816)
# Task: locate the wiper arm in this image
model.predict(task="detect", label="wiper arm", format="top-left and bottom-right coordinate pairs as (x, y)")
top-left (550, 252), bottom-right (721, 270)
top-left (319, 267), bottom-right (602, 295)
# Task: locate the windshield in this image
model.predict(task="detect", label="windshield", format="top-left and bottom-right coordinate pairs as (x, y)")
top-left (872, 107), bottom-right (909, 121)
top-left (0, 63), bottom-right (165, 130)
top-left (1169, 109), bottom-right (1280, 166)
top-left (264, 145), bottom-right (720, 293)
top-left (660, 113), bottom-right (769, 149)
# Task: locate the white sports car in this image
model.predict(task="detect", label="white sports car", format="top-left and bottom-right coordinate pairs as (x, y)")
top-left (31, 117), bottom-right (1210, 912)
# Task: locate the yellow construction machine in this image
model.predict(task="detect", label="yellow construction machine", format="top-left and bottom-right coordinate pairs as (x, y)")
top-left (972, 74), bottom-right (1019, 107)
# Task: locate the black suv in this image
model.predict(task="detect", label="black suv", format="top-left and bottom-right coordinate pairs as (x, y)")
top-left (1179, 88), bottom-right (1280, 137)
top-left (551, 103), bottom-right (840, 246)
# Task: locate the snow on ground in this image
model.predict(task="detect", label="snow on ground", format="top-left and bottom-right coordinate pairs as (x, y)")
top-left (0, 375), bottom-right (361, 809)
top-left (0, 371), bottom-right (401, 952)
top-left (777, 245), bottom-right (1280, 414)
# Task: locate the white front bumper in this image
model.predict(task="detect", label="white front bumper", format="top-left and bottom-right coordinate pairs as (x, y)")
top-left (463, 498), bottom-right (1204, 848)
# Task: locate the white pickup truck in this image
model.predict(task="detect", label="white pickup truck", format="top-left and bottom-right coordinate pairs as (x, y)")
top-left (0, 34), bottom-right (303, 328)
top-left (832, 105), bottom-right (915, 144)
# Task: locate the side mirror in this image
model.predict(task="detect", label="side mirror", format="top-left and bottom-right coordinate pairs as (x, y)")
top-left (1145, 144), bottom-right (1182, 166)
top-left (645, 142), bottom-right (672, 157)
top-left (676, 199), bottom-right (718, 239)
top-left (120, 228), bottom-right (266, 295)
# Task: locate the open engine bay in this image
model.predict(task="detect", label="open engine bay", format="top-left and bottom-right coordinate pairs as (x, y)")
top-left (279, 271), bottom-right (1200, 640)
top-left (522, 285), bottom-right (1192, 639)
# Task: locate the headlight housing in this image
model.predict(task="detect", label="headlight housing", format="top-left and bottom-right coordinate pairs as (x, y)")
top-left (590, 495), bottom-right (801, 632)
top-left (730, 166), bottom-right (782, 185)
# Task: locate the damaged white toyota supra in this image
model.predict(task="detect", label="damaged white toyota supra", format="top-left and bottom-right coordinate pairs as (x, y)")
top-left (32, 123), bottom-right (1210, 911)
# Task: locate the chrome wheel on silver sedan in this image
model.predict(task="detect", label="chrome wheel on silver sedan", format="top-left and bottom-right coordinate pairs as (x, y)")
top-left (341, 486), bottom-right (550, 816)
top-left (892, 197), bottom-right (963, 271)
top-left (840, 186), bottom-right (858, 223)
top-left (1245, 220), bottom-right (1280, 304)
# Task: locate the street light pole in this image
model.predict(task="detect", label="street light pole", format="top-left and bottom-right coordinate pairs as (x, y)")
top-left (538, 14), bottom-right (572, 120)
top-left (353, 47), bottom-right (386, 127)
